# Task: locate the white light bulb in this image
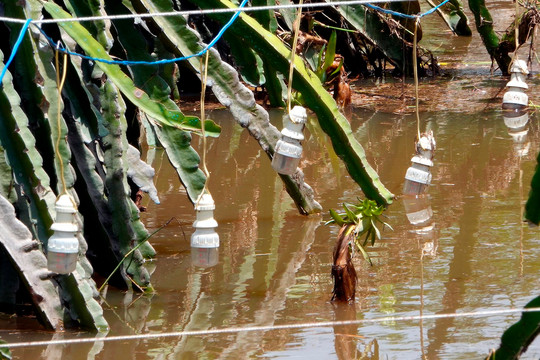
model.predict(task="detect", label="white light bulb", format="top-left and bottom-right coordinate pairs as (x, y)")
top-left (403, 156), bottom-right (433, 195)
top-left (47, 195), bottom-right (79, 274)
top-left (272, 106), bottom-right (307, 175)
top-left (503, 60), bottom-right (529, 110)
top-left (191, 193), bottom-right (219, 248)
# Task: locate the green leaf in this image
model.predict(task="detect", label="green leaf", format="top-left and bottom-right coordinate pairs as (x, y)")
top-left (427, 0), bottom-right (472, 36)
top-left (276, 0), bottom-right (296, 30)
top-left (225, 33), bottom-right (266, 87)
top-left (371, 204), bottom-right (384, 216)
top-left (354, 218), bottom-right (365, 236)
top-left (149, 119), bottom-right (206, 204)
top-left (132, 0), bottom-right (321, 213)
top-left (62, 0), bottom-right (114, 50)
top-left (328, 57), bottom-right (343, 77)
top-left (327, 1), bottom-right (410, 74)
top-left (262, 61), bottom-right (286, 107)
top-left (343, 203), bottom-right (358, 224)
top-left (194, 0), bottom-right (394, 205)
top-left (251, 0), bottom-right (278, 33)
top-left (42, 1), bottom-right (221, 137)
top-left (0, 339), bottom-right (11, 360)
top-left (105, 0), bottom-right (206, 204)
top-left (4, 1), bottom-right (70, 194)
top-left (371, 219), bottom-right (380, 245)
top-left (322, 31), bottom-right (337, 74)
top-left (468, 0), bottom-right (511, 74)
top-left (383, 222), bottom-right (394, 231)
top-left (487, 295), bottom-right (540, 359)
top-left (329, 208), bottom-right (345, 226)
top-left (362, 229), bottom-right (370, 247)
top-left (355, 242), bottom-right (372, 266)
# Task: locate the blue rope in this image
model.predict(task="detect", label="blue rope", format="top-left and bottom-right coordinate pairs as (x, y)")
top-left (0, 18), bottom-right (32, 87)
top-left (38, 0), bottom-right (249, 66)
top-left (365, 0), bottom-right (452, 19)
top-left (0, 0), bottom-right (448, 76)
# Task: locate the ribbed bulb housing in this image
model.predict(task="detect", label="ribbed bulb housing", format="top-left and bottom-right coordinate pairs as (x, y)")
top-left (403, 156), bottom-right (434, 195)
top-left (271, 106), bottom-right (308, 175)
top-left (502, 60), bottom-right (529, 109)
top-left (191, 193), bottom-right (219, 248)
top-left (47, 194), bottom-right (79, 274)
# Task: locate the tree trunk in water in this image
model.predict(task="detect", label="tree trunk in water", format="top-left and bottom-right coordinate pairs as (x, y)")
top-left (331, 224), bottom-right (357, 303)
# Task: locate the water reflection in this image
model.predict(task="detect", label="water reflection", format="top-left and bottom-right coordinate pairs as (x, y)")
top-left (332, 303), bottom-right (380, 359)
top-left (40, 332), bottom-right (107, 360)
top-left (403, 195), bottom-right (437, 257)
top-left (2, 108), bottom-right (540, 359)
top-left (191, 248), bottom-right (219, 268)
top-left (503, 110), bottom-right (530, 157)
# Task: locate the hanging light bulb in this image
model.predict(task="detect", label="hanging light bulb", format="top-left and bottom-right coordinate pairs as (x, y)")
top-left (403, 131), bottom-right (436, 196)
top-left (47, 194), bottom-right (79, 274)
top-left (403, 155), bottom-right (433, 195)
top-left (191, 193), bottom-right (219, 248)
top-left (271, 105), bottom-right (307, 175)
top-left (502, 60), bottom-right (529, 111)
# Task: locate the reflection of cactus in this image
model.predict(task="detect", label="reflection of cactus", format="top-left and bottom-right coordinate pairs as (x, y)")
top-left (0, 0), bottom-right (397, 329)
top-left (378, 284), bottom-right (396, 315)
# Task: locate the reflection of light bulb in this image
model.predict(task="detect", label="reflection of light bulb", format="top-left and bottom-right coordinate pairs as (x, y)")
top-left (47, 195), bottom-right (79, 274)
top-left (191, 247), bottom-right (219, 268)
top-left (403, 195), bottom-right (433, 227)
top-left (422, 242), bottom-right (437, 257)
top-left (508, 129), bottom-right (529, 144)
top-left (271, 106), bottom-right (307, 175)
top-left (191, 193), bottom-right (219, 248)
top-left (502, 60), bottom-right (528, 110)
top-left (503, 110), bottom-right (530, 156)
top-left (503, 111), bottom-right (529, 131)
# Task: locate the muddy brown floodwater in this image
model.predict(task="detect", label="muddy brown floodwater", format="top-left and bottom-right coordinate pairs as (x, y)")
top-left (2, 1), bottom-right (540, 359)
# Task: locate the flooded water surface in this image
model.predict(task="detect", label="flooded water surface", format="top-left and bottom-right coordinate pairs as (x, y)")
top-left (3, 105), bottom-right (539, 359)
top-left (2, 2), bottom-right (540, 359)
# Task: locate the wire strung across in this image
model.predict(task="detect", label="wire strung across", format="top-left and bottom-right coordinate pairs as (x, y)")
top-left (1, 307), bottom-right (539, 349)
top-left (0, 0), bottom-right (452, 79)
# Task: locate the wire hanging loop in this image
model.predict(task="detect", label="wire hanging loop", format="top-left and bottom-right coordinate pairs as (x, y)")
top-left (196, 51), bottom-right (211, 207)
top-left (286, 0), bottom-right (304, 119)
top-left (54, 41), bottom-right (69, 197)
top-left (412, 17), bottom-right (421, 141)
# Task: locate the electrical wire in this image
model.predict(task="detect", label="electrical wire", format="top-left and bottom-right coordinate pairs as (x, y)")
top-left (413, 18), bottom-right (421, 141)
top-left (365, 0), bottom-right (451, 19)
top-left (35, 0), bottom-right (249, 67)
top-left (286, 0), bottom-right (304, 116)
top-left (1, 0), bottom-right (453, 72)
top-left (196, 50), bottom-right (212, 205)
top-left (0, 1), bottom-right (419, 25)
top-left (1, 307), bottom-right (538, 349)
top-left (54, 45), bottom-right (69, 196)
top-left (0, 18), bottom-right (32, 87)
